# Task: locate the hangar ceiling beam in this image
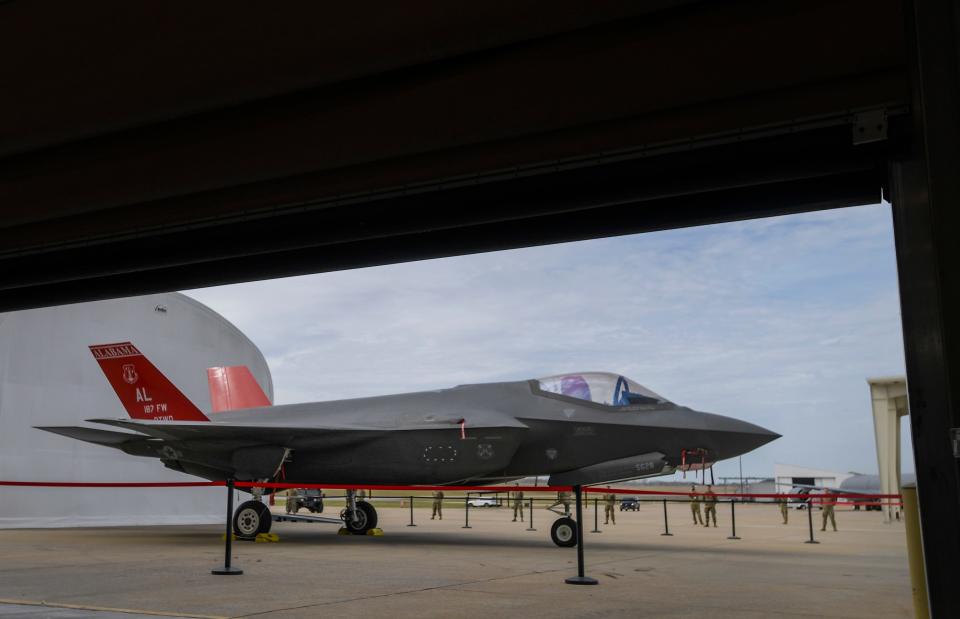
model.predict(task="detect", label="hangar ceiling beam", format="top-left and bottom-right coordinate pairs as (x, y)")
top-left (0, 0), bottom-right (906, 310)
top-left (0, 126), bottom-right (884, 309)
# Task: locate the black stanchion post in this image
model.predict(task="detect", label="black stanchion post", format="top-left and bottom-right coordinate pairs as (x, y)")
top-left (727, 500), bottom-right (741, 540)
top-left (591, 496), bottom-right (601, 533)
top-left (805, 497), bottom-right (819, 544)
top-left (407, 495), bottom-right (416, 527)
top-left (565, 485), bottom-right (598, 585)
top-left (462, 494), bottom-right (472, 529)
top-left (526, 497), bottom-right (536, 531)
top-left (661, 498), bottom-right (673, 536)
top-left (212, 479), bottom-right (243, 575)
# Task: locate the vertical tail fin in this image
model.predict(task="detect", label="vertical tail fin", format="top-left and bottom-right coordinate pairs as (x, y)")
top-left (207, 366), bottom-right (272, 413)
top-left (89, 342), bottom-right (210, 422)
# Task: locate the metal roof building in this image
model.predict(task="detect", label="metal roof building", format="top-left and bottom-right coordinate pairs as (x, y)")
top-left (773, 464), bottom-right (854, 492)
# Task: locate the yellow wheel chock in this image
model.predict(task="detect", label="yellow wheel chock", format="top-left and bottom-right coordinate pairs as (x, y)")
top-left (255, 532), bottom-right (280, 543)
top-left (222, 532), bottom-right (280, 542)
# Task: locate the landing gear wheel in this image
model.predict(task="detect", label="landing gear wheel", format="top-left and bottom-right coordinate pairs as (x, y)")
top-left (234, 500), bottom-right (271, 539)
top-left (342, 501), bottom-right (378, 534)
top-left (551, 517), bottom-right (578, 547)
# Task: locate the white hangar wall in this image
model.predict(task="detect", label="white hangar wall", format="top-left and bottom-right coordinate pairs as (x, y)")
top-left (0, 293), bottom-right (272, 528)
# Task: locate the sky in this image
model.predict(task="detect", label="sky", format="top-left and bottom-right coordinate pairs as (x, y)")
top-left (185, 203), bottom-right (909, 480)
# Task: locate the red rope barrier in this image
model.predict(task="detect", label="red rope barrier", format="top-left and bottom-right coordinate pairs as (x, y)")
top-left (233, 481), bottom-right (569, 493)
top-left (0, 480), bottom-right (223, 488)
top-left (0, 479), bottom-right (902, 500)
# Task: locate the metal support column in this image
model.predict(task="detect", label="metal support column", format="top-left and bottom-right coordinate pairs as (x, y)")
top-left (889, 1), bottom-right (960, 613)
top-left (660, 499), bottom-right (673, 536)
top-left (804, 500), bottom-right (819, 544)
top-left (212, 479), bottom-right (243, 575)
top-left (565, 485), bottom-right (598, 585)
top-left (462, 494), bottom-right (471, 529)
top-left (727, 501), bottom-right (740, 540)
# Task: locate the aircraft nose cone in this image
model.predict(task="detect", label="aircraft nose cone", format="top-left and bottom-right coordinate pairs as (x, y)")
top-left (697, 411), bottom-right (780, 459)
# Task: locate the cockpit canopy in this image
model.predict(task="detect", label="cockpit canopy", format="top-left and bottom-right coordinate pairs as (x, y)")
top-left (536, 372), bottom-right (670, 407)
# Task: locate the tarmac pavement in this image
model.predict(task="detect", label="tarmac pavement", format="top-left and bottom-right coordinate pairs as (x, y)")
top-left (0, 501), bottom-right (911, 618)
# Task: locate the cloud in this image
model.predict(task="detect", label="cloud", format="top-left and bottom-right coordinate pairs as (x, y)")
top-left (185, 203), bottom-right (907, 479)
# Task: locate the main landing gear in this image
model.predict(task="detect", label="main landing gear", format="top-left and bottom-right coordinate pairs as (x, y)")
top-left (234, 500), bottom-right (272, 539)
top-left (233, 484), bottom-right (272, 540)
top-left (340, 488), bottom-right (378, 534)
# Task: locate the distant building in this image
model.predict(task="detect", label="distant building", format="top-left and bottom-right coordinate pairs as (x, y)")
top-left (773, 463), bottom-right (854, 491)
top-left (743, 479), bottom-right (777, 501)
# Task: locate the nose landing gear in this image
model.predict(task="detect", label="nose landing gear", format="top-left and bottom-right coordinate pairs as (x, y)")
top-left (551, 517), bottom-right (578, 547)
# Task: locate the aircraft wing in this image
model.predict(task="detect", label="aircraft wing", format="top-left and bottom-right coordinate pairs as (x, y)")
top-left (85, 418), bottom-right (391, 450)
top-left (37, 425), bottom-right (154, 447)
top-left (42, 416), bottom-right (530, 481)
top-left (85, 417), bottom-right (528, 448)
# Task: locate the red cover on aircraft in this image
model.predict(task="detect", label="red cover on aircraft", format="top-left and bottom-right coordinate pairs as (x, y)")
top-left (207, 366), bottom-right (271, 413)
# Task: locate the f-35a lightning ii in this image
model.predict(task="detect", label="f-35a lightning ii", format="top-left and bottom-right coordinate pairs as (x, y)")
top-left (39, 342), bottom-right (778, 546)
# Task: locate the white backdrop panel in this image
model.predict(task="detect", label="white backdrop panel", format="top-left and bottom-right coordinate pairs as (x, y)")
top-left (0, 293), bottom-right (273, 528)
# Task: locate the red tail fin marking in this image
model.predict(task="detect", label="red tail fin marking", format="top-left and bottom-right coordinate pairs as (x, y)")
top-left (207, 366), bottom-right (271, 413)
top-left (89, 342), bottom-right (210, 422)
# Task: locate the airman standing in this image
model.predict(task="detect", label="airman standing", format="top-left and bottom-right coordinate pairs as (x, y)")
top-left (431, 490), bottom-right (444, 520)
top-left (603, 490), bottom-right (617, 525)
top-left (820, 492), bottom-right (837, 531)
top-left (512, 486), bottom-right (525, 522)
top-left (286, 488), bottom-right (300, 514)
top-left (689, 484), bottom-right (704, 525)
top-left (703, 485), bottom-right (718, 527)
top-left (777, 493), bottom-right (789, 524)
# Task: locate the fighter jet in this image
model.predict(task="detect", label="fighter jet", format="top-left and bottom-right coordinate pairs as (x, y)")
top-left (38, 342), bottom-right (778, 546)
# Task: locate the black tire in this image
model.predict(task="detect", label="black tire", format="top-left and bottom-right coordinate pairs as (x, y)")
top-left (234, 500), bottom-right (272, 539)
top-left (343, 501), bottom-right (378, 534)
top-left (551, 517), bottom-right (578, 547)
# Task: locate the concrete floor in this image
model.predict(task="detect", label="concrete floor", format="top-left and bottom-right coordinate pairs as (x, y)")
top-left (0, 502), bottom-right (911, 618)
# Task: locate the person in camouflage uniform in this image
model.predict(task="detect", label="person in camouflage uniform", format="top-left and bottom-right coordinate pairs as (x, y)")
top-left (431, 490), bottom-right (444, 520)
top-left (777, 493), bottom-right (789, 524)
top-left (689, 484), bottom-right (704, 525)
top-left (820, 492), bottom-right (838, 531)
top-left (286, 488), bottom-right (300, 514)
top-left (603, 490), bottom-right (617, 525)
top-left (512, 486), bottom-right (525, 522)
top-left (703, 485), bottom-right (718, 527)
